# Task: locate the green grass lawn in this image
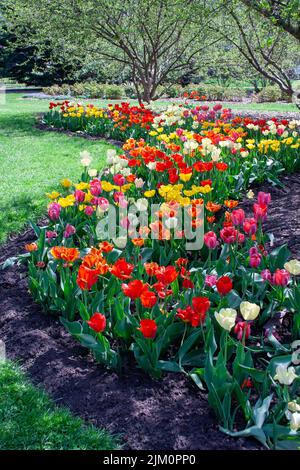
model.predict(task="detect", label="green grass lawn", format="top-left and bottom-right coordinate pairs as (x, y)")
top-left (0, 361), bottom-right (119, 450)
top-left (211, 101), bottom-right (299, 113)
top-left (0, 94), bottom-right (117, 244)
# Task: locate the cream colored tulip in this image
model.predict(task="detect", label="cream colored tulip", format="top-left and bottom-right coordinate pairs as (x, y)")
top-left (288, 401), bottom-right (300, 413)
top-left (80, 150), bottom-right (92, 167)
top-left (290, 412), bottom-right (300, 432)
top-left (88, 168), bottom-right (98, 177)
top-left (274, 364), bottom-right (298, 385)
top-left (134, 198), bottom-right (148, 212)
top-left (214, 308), bottom-right (237, 331)
top-left (240, 301), bottom-right (260, 321)
top-left (284, 259), bottom-right (300, 276)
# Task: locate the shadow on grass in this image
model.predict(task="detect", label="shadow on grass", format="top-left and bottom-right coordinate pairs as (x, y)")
top-left (0, 112), bottom-right (41, 137)
top-left (0, 194), bottom-right (42, 244)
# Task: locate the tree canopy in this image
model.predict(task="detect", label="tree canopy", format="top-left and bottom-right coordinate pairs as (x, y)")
top-left (0, 0), bottom-right (299, 100)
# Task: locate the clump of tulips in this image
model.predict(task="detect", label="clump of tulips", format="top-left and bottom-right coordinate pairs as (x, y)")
top-left (44, 101), bottom-right (155, 141)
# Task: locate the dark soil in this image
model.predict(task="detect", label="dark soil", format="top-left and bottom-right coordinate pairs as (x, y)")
top-left (2, 172), bottom-right (300, 451)
top-left (242, 172), bottom-right (300, 256)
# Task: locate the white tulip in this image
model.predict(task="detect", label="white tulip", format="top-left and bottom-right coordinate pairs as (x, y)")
top-left (290, 412), bottom-right (300, 432)
top-left (214, 308), bottom-right (237, 331)
top-left (284, 259), bottom-right (300, 276)
top-left (164, 217), bottom-right (178, 229)
top-left (88, 168), bottom-right (98, 177)
top-left (274, 364), bottom-right (298, 385)
top-left (147, 162), bottom-right (156, 170)
top-left (135, 178), bottom-right (145, 189)
top-left (240, 301), bottom-right (260, 321)
top-left (80, 150), bottom-right (92, 167)
top-left (107, 149), bottom-right (117, 160)
top-left (134, 198), bottom-right (148, 212)
top-left (288, 401), bottom-right (300, 413)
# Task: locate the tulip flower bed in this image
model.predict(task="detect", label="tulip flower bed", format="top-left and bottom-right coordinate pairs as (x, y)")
top-left (44, 101), bottom-right (155, 141)
top-left (7, 102), bottom-right (300, 449)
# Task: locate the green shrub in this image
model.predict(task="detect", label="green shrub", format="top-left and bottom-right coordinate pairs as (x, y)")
top-left (43, 85), bottom-right (64, 96)
top-left (183, 83), bottom-right (224, 100)
top-left (124, 83), bottom-right (137, 99)
top-left (71, 82), bottom-right (91, 98)
top-left (256, 85), bottom-right (282, 102)
top-left (43, 82), bottom-right (125, 99)
top-left (222, 87), bottom-right (246, 102)
top-left (164, 84), bottom-right (184, 98)
top-left (102, 84), bottom-right (124, 99)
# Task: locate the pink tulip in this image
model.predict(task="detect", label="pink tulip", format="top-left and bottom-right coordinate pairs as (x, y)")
top-left (64, 224), bottom-right (76, 238)
top-left (113, 174), bottom-right (126, 187)
top-left (220, 226), bottom-right (238, 244)
top-left (90, 179), bottom-right (102, 196)
top-left (98, 197), bottom-right (109, 211)
top-left (48, 202), bottom-right (61, 221)
top-left (231, 209), bottom-right (245, 226)
top-left (85, 206), bottom-right (94, 216)
top-left (74, 189), bottom-right (86, 203)
top-left (204, 231), bottom-right (218, 250)
top-left (46, 230), bottom-right (57, 239)
top-left (234, 322), bottom-right (251, 341)
top-left (113, 191), bottom-right (125, 203)
top-left (238, 233), bottom-right (245, 244)
top-left (243, 218), bottom-right (257, 235)
top-left (249, 247), bottom-right (259, 256)
top-left (205, 275), bottom-right (217, 287)
top-left (249, 254), bottom-right (261, 268)
top-left (261, 269), bottom-right (272, 282)
top-left (257, 191), bottom-right (271, 206)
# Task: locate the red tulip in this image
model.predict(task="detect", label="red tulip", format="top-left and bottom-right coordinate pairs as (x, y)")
top-left (192, 297), bottom-right (210, 315)
top-left (234, 321), bottom-right (250, 341)
top-left (216, 276), bottom-right (233, 296)
top-left (155, 266), bottom-right (178, 285)
top-left (182, 278), bottom-right (194, 289)
top-left (140, 289), bottom-right (157, 308)
top-left (253, 203), bottom-right (268, 222)
top-left (110, 258), bottom-right (134, 280)
top-left (243, 218), bottom-right (257, 235)
top-left (176, 305), bottom-right (206, 327)
top-left (272, 269), bottom-right (290, 286)
top-left (122, 280), bottom-right (145, 299)
top-left (137, 319), bottom-right (157, 339)
top-left (87, 313), bottom-right (106, 333)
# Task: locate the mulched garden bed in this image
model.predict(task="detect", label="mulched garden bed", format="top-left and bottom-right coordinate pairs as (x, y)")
top-left (1, 172), bottom-right (299, 450)
top-left (242, 172), bottom-right (300, 256)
